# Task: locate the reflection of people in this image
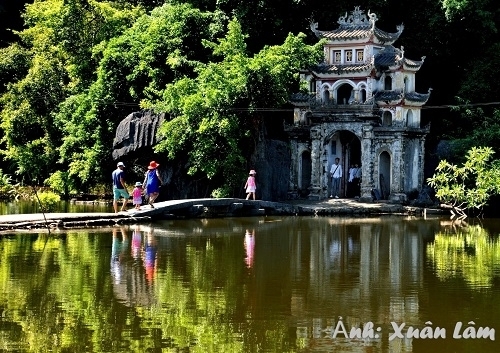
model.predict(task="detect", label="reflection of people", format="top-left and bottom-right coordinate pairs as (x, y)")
top-left (244, 170), bottom-right (257, 200)
top-left (112, 162), bottom-right (129, 213)
top-left (244, 229), bottom-right (255, 268)
top-left (131, 225), bottom-right (142, 260)
top-left (111, 227), bottom-right (129, 284)
top-left (132, 182), bottom-right (143, 210)
top-left (143, 161), bottom-right (163, 208)
top-left (329, 158), bottom-right (342, 198)
top-left (143, 228), bottom-right (157, 283)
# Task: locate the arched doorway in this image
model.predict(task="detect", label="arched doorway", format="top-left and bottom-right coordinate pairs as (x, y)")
top-left (406, 110), bottom-right (414, 127)
top-left (325, 130), bottom-right (361, 198)
top-left (379, 151), bottom-right (391, 199)
top-left (382, 111), bottom-right (392, 126)
top-left (322, 88), bottom-right (330, 104)
top-left (359, 88), bottom-right (366, 103)
top-left (300, 151), bottom-right (312, 196)
top-left (384, 76), bottom-right (392, 90)
top-left (337, 83), bottom-right (353, 105)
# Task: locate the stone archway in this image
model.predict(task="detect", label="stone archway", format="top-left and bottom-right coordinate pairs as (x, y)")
top-left (325, 130), bottom-right (361, 198)
top-left (299, 150), bottom-right (312, 196)
top-left (379, 151), bottom-right (391, 199)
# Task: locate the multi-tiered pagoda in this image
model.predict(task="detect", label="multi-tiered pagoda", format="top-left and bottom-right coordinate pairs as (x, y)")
top-left (287, 7), bottom-right (431, 202)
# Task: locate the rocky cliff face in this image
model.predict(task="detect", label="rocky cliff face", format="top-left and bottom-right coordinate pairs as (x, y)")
top-left (112, 110), bottom-right (164, 160)
top-left (252, 139), bottom-right (291, 201)
top-left (112, 111), bottom-right (291, 202)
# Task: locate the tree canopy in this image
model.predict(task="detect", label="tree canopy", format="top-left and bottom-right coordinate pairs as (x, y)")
top-left (1, 0), bottom-right (500, 195)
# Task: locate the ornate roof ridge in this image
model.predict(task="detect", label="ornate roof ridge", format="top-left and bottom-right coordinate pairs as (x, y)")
top-left (337, 6), bottom-right (375, 29)
top-left (310, 7), bottom-right (403, 44)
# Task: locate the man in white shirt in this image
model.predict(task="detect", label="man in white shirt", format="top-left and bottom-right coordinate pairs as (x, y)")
top-left (329, 158), bottom-right (342, 198)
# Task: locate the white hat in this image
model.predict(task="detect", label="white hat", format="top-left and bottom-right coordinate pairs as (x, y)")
top-left (117, 162), bottom-right (125, 167)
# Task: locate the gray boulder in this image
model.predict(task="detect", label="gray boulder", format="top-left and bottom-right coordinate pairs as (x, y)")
top-left (112, 110), bottom-right (164, 160)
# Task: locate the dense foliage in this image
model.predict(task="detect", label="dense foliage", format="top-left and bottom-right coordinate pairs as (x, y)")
top-left (1, 0), bottom-right (500, 195)
top-left (427, 147), bottom-right (500, 218)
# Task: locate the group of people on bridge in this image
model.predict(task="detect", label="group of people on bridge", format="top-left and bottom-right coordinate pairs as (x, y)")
top-left (112, 161), bottom-right (259, 213)
top-left (111, 161), bottom-right (163, 213)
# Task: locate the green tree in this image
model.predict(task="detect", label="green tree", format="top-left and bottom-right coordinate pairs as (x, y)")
top-left (0, 0), bottom-right (144, 185)
top-left (427, 146), bottom-right (500, 218)
top-left (54, 2), bottom-right (224, 187)
top-left (148, 18), bottom-right (323, 196)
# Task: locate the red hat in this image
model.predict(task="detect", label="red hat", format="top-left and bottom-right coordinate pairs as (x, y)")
top-left (148, 161), bottom-right (160, 170)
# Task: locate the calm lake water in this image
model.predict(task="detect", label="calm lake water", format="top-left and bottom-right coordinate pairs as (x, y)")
top-left (1, 216), bottom-right (500, 352)
top-left (0, 200), bottom-right (112, 215)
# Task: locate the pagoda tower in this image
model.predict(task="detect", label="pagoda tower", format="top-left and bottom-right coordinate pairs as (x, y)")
top-left (286, 7), bottom-right (431, 202)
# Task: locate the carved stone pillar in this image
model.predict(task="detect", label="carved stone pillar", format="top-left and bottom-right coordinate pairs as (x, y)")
top-left (359, 125), bottom-right (375, 202)
top-left (308, 127), bottom-right (323, 200)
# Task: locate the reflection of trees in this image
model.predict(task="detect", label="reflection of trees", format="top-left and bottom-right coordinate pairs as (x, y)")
top-left (0, 225), bottom-right (294, 352)
top-left (6, 217), bottom-right (498, 352)
top-left (427, 225), bottom-right (500, 288)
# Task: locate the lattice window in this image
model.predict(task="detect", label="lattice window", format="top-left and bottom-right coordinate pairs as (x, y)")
top-left (346, 51), bottom-right (353, 62)
top-left (334, 51), bottom-right (341, 63)
top-left (356, 50), bottom-right (364, 62)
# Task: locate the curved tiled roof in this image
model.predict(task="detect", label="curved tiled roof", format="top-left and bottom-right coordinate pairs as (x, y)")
top-left (374, 46), bottom-right (425, 71)
top-left (290, 93), bottom-right (314, 103)
top-left (310, 7), bottom-right (403, 45)
top-left (309, 62), bottom-right (374, 75)
top-left (374, 46), bottom-right (401, 67)
top-left (373, 89), bottom-right (432, 106)
top-left (403, 56), bottom-right (425, 70)
top-left (374, 91), bottom-right (403, 104)
top-left (405, 89), bottom-right (432, 104)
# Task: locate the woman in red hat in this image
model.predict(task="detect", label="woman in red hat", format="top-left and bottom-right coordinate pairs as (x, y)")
top-left (143, 161), bottom-right (163, 207)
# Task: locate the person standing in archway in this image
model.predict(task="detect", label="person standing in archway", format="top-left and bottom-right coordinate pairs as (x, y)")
top-left (143, 161), bottom-right (163, 208)
top-left (330, 158), bottom-right (342, 198)
top-left (348, 163), bottom-right (361, 198)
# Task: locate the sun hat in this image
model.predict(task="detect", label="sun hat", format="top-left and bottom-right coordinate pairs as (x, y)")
top-left (148, 161), bottom-right (160, 170)
top-left (249, 169), bottom-right (256, 175)
top-left (135, 182), bottom-right (142, 187)
top-left (117, 162), bottom-right (125, 167)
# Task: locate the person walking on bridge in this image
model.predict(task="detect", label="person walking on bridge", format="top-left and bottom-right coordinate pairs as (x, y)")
top-left (143, 161), bottom-right (163, 208)
top-left (244, 170), bottom-right (257, 200)
top-left (112, 162), bottom-right (129, 213)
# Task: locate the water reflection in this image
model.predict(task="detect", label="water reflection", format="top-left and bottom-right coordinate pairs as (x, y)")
top-left (110, 225), bottom-right (157, 307)
top-left (1, 217), bottom-right (500, 352)
top-left (144, 227), bottom-right (158, 284)
top-left (427, 224), bottom-right (500, 288)
top-left (244, 229), bottom-right (255, 268)
top-left (0, 200), bottom-right (111, 215)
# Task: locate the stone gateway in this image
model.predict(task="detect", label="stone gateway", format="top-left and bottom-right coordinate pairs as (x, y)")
top-left (287, 7), bottom-right (431, 202)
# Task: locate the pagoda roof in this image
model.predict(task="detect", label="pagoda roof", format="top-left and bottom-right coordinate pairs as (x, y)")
top-left (290, 93), bottom-right (314, 104)
top-left (375, 46), bottom-right (425, 71)
top-left (308, 61), bottom-right (374, 76)
top-left (311, 7), bottom-right (403, 45)
top-left (373, 89), bottom-right (432, 106)
top-left (404, 89), bottom-right (432, 105)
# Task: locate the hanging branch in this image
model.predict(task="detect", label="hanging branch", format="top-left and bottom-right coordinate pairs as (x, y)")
top-left (30, 183), bottom-right (51, 235)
